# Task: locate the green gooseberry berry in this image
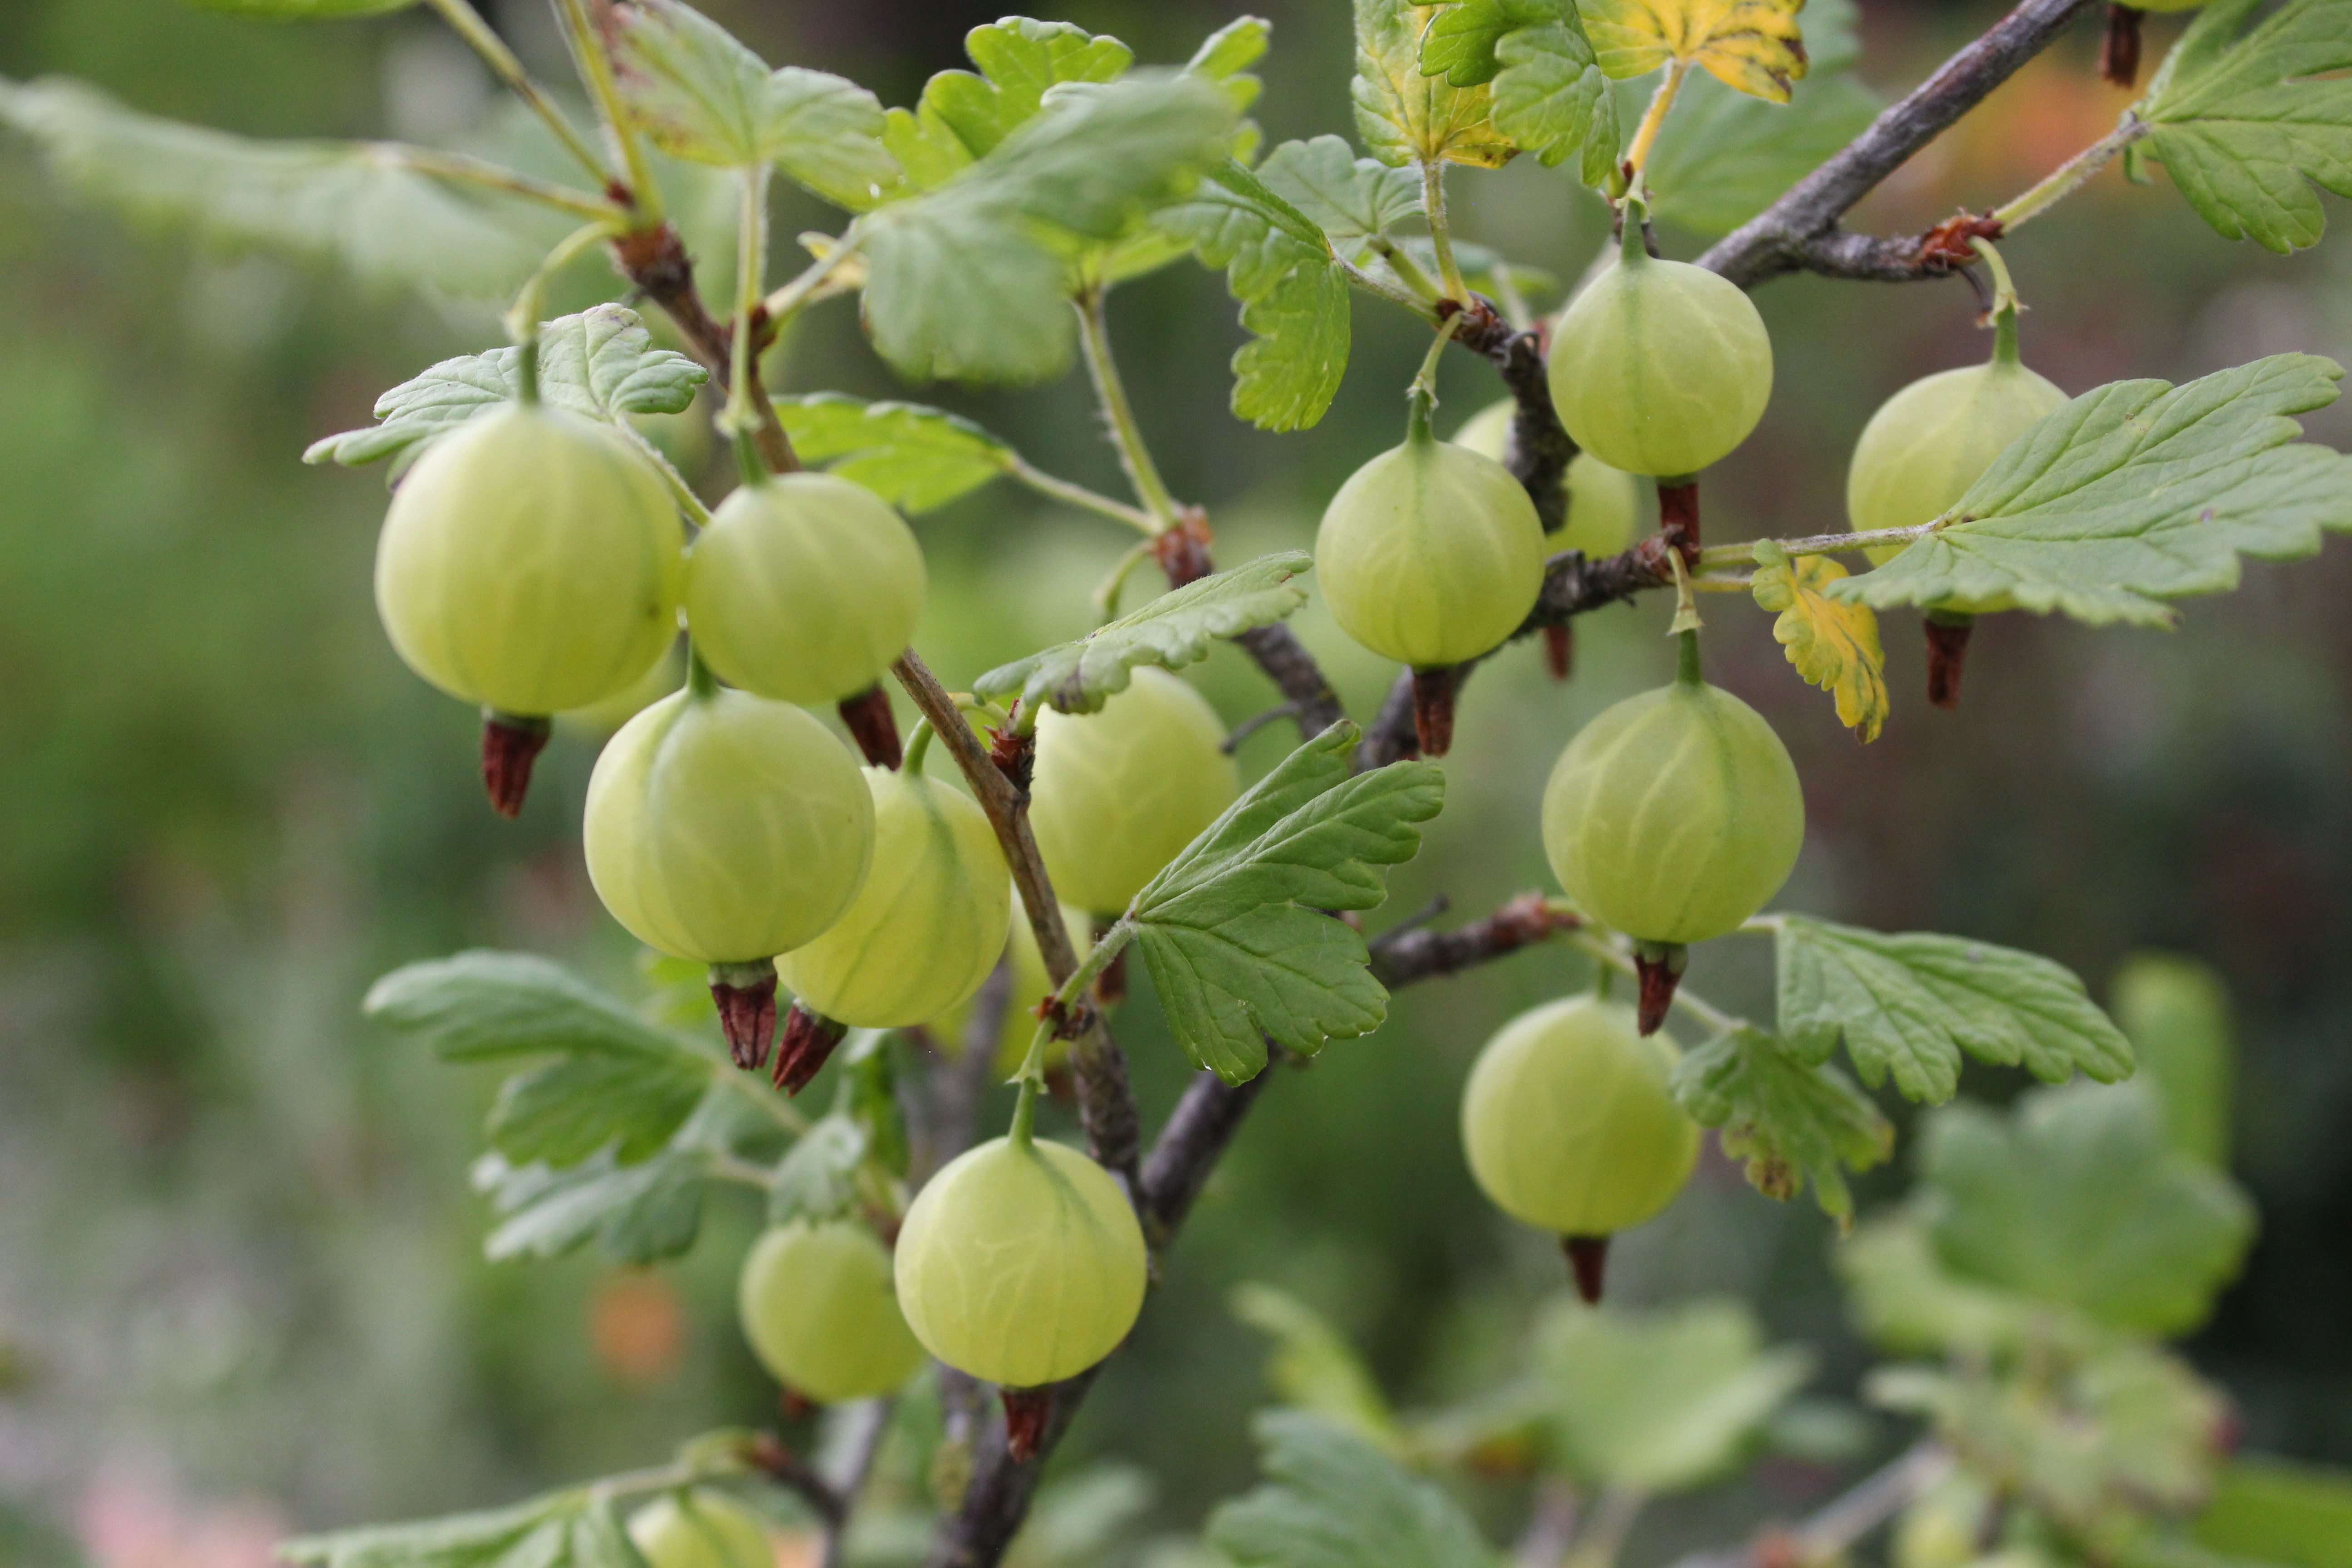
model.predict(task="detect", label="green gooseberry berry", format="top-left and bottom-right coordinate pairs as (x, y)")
top-left (1453, 397), bottom-right (1642, 558)
top-left (736, 1219), bottom-right (926, 1404)
top-left (626, 1490), bottom-right (770, 1568)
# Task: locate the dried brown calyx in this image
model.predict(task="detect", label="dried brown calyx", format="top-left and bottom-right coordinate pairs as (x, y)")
top-left (709, 959), bottom-right (779, 1070)
top-left (481, 710), bottom-right (552, 818)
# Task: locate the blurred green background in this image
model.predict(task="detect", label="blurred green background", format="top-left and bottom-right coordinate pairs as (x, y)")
top-left (0, 0), bottom-right (2347, 1562)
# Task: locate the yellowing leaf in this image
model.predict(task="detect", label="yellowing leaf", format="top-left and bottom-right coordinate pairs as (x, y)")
top-left (1582, 0), bottom-right (1810, 103)
top-left (1352, 0), bottom-right (1517, 168)
top-left (1751, 543), bottom-right (1886, 741)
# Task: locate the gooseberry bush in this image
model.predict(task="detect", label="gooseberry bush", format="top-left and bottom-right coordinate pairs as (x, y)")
top-left (9, 0), bottom-right (2352, 1563)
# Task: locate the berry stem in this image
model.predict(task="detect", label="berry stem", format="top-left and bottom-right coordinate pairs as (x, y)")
top-left (902, 718), bottom-right (936, 774)
top-left (1674, 629), bottom-right (1703, 688)
top-left (1623, 62), bottom-right (1691, 193)
top-left (686, 641), bottom-right (720, 701)
top-left (1990, 114), bottom-right (2148, 235)
top-left (722, 164), bottom-right (772, 445)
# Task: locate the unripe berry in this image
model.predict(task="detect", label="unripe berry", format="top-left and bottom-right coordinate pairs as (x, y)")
top-left (1541, 645), bottom-right (1803, 946)
top-left (1316, 402), bottom-right (1545, 668)
top-left (626, 1490), bottom-right (770, 1568)
top-left (894, 1134), bottom-right (1147, 1387)
top-left (1454, 398), bottom-right (1641, 558)
top-left (1461, 995), bottom-right (1698, 1235)
top-left (374, 404), bottom-right (683, 715)
top-left (1548, 224), bottom-right (1773, 478)
top-left (777, 767), bottom-right (1011, 1028)
top-left (1029, 668), bottom-right (1238, 915)
top-left (685, 471), bottom-right (927, 706)
top-left (584, 684), bottom-right (874, 964)
top-left (736, 1219), bottom-right (926, 1403)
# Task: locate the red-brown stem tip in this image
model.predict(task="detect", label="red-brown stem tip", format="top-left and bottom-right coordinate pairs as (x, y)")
top-left (1656, 480), bottom-right (1701, 567)
top-left (838, 682), bottom-right (903, 769)
top-left (1411, 666), bottom-right (1457, 758)
top-left (773, 1004), bottom-right (850, 1096)
top-left (988, 706), bottom-right (1035, 795)
top-left (1633, 943), bottom-right (1687, 1036)
top-left (480, 712), bottom-right (551, 818)
top-left (1150, 510), bottom-right (1216, 588)
top-left (710, 961), bottom-right (779, 1071)
top-left (1563, 1235), bottom-right (1610, 1304)
top-left (1001, 1387), bottom-right (1054, 1463)
top-left (1543, 624), bottom-right (1574, 682)
top-left (2100, 3), bottom-right (2144, 89)
top-left (1924, 614), bottom-right (1975, 711)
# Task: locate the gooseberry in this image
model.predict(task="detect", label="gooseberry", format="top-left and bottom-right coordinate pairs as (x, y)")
top-left (626, 1490), bottom-right (771, 1568)
top-left (583, 680), bottom-right (874, 965)
top-left (893, 1133), bottom-right (1147, 1388)
top-left (736, 1219), bottom-right (926, 1403)
top-left (925, 897), bottom-right (1094, 1069)
top-left (1315, 397), bottom-right (1545, 670)
top-left (777, 764), bottom-right (1011, 1028)
top-left (684, 471), bottom-right (927, 707)
top-left (1454, 397), bottom-right (1642, 558)
top-left (1460, 994), bottom-right (1698, 1240)
top-left (1846, 331), bottom-right (2066, 577)
top-left (1541, 637), bottom-right (1803, 948)
top-left (1029, 667), bottom-right (1238, 916)
top-left (1548, 216), bottom-right (1773, 479)
top-left (375, 402), bottom-right (683, 715)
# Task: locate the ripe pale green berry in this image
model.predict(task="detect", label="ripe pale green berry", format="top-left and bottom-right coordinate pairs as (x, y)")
top-left (1846, 317), bottom-right (2066, 617)
top-left (584, 683), bottom-right (874, 964)
top-left (924, 897), bottom-right (1093, 1068)
top-left (685, 471), bottom-right (927, 706)
top-left (1461, 995), bottom-right (1698, 1235)
top-left (1548, 220), bottom-right (1773, 478)
top-left (1541, 642), bottom-right (1803, 945)
top-left (894, 1134), bottom-right (1147, 1387)
top-left (1316, 399), bottom-right (1545, 668)
top-left (777, 767), bottom-right (1011, 1028)
top-left (736, 1219), bottom-right (926, 1403)
top-left (374, 403), bottom-right (684, 715)
top-left (1029, 668), bottom-right (1239, 915)
top-left (626, 1490), bottom-right (770, 1568)
top-left (1454, 398), bottom-right (1642, 558)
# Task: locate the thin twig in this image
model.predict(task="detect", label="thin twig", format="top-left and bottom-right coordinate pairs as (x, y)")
top-left (1368, 894), bottom-right (1581, 987)
top-left (422, 0), bottom-right (613, 190)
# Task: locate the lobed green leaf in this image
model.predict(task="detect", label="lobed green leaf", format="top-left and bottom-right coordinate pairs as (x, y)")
top-left (363, 949), bottom-right (699, 1064)
top-left (1422, 0), bottom-right (1618, 182)
top-left (2140, 0), bottom-right (2352, 253)
top-left (773, 392), bottom-right (1014, 512)
top-left (304, 305), bottom-right (706, 471)
top-left (1232, 1284), bottom-right (1406, 1453)
top-left (604, 0), bottom-right (897, 207)
top-left (1352, 0), bottom-right (1514, 169)
top-left (1918, 1082), bottom-right (2255, 1336)
top-left (1535, 1298), bottom-right (1813, 1494)
top-left (768, 1112), bottom-right (867, 1225)
top-left (1127, 723), bottom-right (1444, 1082)
top-left (1209, 1411), bottom-right (1497, 1568)
top-left (280, 1488), bottom-right (640, 1568)
top-left (1254, 135), bottom-right (1421, 252)
top-left (1832, 354), bottom-right (2352, 625)
top-left (0, 77), bottom-right (567, 299)
top-left (974, 553), bottom-right (1313, 714)
top-left (474, 1147), bottom-right (710, 1265)
top-left (1672, 1025), bottom-right (1893, 1224)
top-left (1772, 915), bottom-right (2135, 1103)
top-left (1836, 1212), bottom-right (2050, 1357)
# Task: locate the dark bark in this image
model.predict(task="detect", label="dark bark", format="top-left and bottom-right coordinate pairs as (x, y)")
top-left (1368, 893), bottom-right (1580, 988)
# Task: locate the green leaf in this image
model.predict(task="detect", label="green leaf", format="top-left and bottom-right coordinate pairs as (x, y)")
top-left (474, 1147), bottom-right (710, 1265)
top-left (2197, 1457), bottom-right (2352, 1568)
top-left (1125, 723), bottom-right (1444, 1083)
top-left (1156, 160), bottom-right (1352, 431)
top-left (1352, 0), bottom-right (1515, 169)
top-left (1209, 1411), bottom-right (1497, 1568)
top-left (1836, 1212), bottom-right (2046, 1357)
top-left (1190, 15), bottom-right (1274, 110)
top-left (305, 304), bottom-right (707, 469)
top-left (282, 1489), bottom-right (640, 1568)
top-left (1232, 1284), bottom-right (1405, 1453)
top-left (1633, 0), bottom-right (1880, 235)
top-left (1671, 1025), bottom-right (1893, 1224)
top-left (1919, 1082), bottom-right (2255, 1335)
top-left (2139, 0), bottom-right (2352, 253)
top-left (1580, 0), bottom-right (1809, 101)
top-left (1421, 0), bottom-right (1618, 183)
top-left (1749, 545), bottom-right (1889, 743)
top-left (899, 18), bottom-right (1134, 172)
top-left (487, 1053), bottom-right (707, 1166)
top-left (1772, 915), bottom-right (2135, 1103)
top-left (1832, 354), bottom-right (2352, 626)
top-left (860, 73), bottom-right (1237, 382)
top-left (186, 0), bottom-right (415, 15)
top-left (1535, 1298), bottom-right (1813, 1494)
top-left (1254, 135), bottom-right (1421, 253)
top-left (772, 392), bottom-right (1014, 511)
top-left (974, 553), bottom-right (1313, 714)
top-left (604, 0), bottom-right (895, 206)
top-left (363, 950), bottom-right (698, 1064)
top-left (769, 1112), bottom-right (868, 1225)
top-left (2112, 951), bottom-right (2236, 1168)
top-left (0, 77), bottom-right (566, 298)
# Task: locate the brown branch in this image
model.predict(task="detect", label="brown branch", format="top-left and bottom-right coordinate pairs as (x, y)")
top-left (608, 221), bottom-right (800, 472)
top-left (1368, 893), bottom-right (1581, 987)
top-left (1441, 295), bottom-right (1576, 533)
top-left (1697, 0), bottom-right (2105, 289)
